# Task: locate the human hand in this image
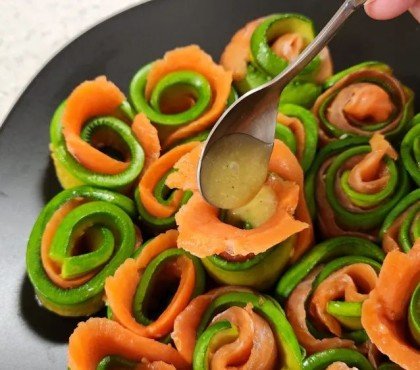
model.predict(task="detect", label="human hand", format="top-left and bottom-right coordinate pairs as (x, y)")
top-left (365, 0), bottom-right (420, 22)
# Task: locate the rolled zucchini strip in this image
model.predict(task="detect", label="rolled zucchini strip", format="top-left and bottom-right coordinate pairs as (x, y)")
top-left (26, 186), bottom-right (137, 316)
top-left (381, 189), bottom-right (420, 253)
top-left (279, 79), bottom-right (323, 109)
top-left (220, 14), bottom-right (332, 96)
top-left (305, 134), bottom-right (409, 240)
top-left (313, 62), bottom-right (414, 144)
top-left (276, 103), bottom-right (318, 172)
top-left (135, 141), bottom-right (200, 231)
top-left (129, 45), bottom-right (232, 148)
top-left (202, 236), bottom-right (295, 291)
top-left (105, 230), bottom-right (205, 340)
top-left (250, 14), bottom-right (320, 78)
top-left (50, 77), bottom-right (147, 192)
top-left (276, 236), bottom-right (384, 354)
top-left (401, 113), bottom-right (420, 186)
top-left (302, 349), bottom-right (374, 370)
top-left (172, 287), bottom-right (302, 369)
top-left (362, 241), bottom-right (420, 370)
top-left (68, 318), bottom-right (189, 370)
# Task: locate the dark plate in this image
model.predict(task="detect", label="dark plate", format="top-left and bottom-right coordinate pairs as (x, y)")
top-left (0, 0), bottom-right (418, 367)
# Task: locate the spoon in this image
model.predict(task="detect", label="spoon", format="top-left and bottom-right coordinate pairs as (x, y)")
top-left (198, 0), bottom-right (368, 209)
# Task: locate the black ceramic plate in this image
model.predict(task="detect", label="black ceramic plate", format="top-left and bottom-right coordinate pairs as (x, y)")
top-left (0, 0), bottom-right (419, 368)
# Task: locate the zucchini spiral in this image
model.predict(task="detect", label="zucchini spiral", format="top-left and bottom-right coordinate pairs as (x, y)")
top-left (172, 287), bottom-right (302, 369)
top-left (381, 190), bottom-right (420, 253)
top-left (302, 349), bottom-right (374, 370)
top-left (105, 230), bottom-right (205, 340)
top-left (26, 186), bottom-right (138, 316)
top-left (401, 113), bottom-right (420, 186)
top-left (50, 77), bottom-right (152, 192)
top-left (305, 134), bottom-right (409, 240)
top-left (312, 62), bottom-right (414, 144)
top-left (129, 45), bottom-right (232, 148)
top-left (202, 237), bottom-right (295, 291)
top-left (276, 237), bottom-right (384, 354)
top-left (276, 103), bottom-right (318, 172)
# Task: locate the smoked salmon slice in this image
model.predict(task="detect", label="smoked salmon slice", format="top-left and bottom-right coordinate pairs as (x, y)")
top-left (132, 113), bottom-right (161, 172)
top-left (68, 318), bottom-right (189, 370)
top-left (347, 134), bottom-right (398, 195)
top-left (220, 18), bottom-right (265, 81)
top-left (62, 76), bottom-right (127, 175)
top-left (138, 142), bottom-right (199, 219)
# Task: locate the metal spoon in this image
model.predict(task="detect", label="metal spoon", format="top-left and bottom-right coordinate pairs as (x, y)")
top-left (198, 0), bottom-right (367, 209)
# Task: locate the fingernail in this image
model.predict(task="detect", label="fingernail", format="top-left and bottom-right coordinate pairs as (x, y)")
top-left (365, 0), bottom-right (376, 5)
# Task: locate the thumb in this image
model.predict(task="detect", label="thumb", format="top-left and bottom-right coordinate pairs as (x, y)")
top-left (409, 0), bottom-right (420, 22)
top-left (365, 0), bottom-right (416, 20)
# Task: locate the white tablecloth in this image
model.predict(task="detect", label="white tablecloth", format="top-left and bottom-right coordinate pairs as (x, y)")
top-left (0, 0), bottom-right (149, 126)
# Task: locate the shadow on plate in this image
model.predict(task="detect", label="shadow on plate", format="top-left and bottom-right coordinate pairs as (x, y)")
top-left (42, 159), bottom-right (61, 204)
top-left (19, 275), bottom-right (81, 343)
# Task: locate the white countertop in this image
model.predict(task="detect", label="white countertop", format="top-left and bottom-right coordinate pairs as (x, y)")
top-left (0, 0), bottom-right (149, 126)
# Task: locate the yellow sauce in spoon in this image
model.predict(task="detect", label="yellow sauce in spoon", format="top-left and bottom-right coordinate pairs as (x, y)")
top-left (200, 133), bottom-right (272, 209)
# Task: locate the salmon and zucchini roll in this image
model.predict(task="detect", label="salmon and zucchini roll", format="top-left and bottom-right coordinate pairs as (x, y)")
top-left (26, 186), bottom-right (139, 316)
top-left (305, 133), bottom-right (409, 240)
top-left (50, 77), bottom-right (158, 192)
top-left (276, 237), bottom-right (384, 355)
top-left (129, 45), bottom-right (233, 149)
top-left (312, 62), bottom-right (414, 145)
top-left (401, 113), bottom-right (420, 186)
top-left (165, 139), bottom-right (313, 289)
top-left (172, 287), bottom-right (303, 369)
top-left (381, 189), bottom-right (420, 253)
top-left (105, 230), bottom-right (205, 340)
top-left (220, 14), bottom-right (332, 107)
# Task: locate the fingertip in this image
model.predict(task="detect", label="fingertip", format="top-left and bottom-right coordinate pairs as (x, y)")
top-left (409, 0), bottom-right (420, 22)
top-left (365, 0), bottom-right (415, 20)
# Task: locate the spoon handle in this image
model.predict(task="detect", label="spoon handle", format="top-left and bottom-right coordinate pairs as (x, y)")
top-left (269, 0), bottom-right (368, 91)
